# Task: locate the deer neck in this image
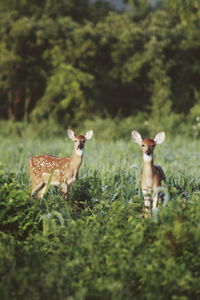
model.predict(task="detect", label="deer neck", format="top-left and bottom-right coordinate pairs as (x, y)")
top-left (70, 147), bottom-right (84, 169)
top-left (142, 153), bottom-right (154, 178)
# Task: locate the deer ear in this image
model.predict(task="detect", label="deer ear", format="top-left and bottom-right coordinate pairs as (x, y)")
top-left (154, 132), bottom-right (165, 144)
top-left (67, 129), bottom-right (75, 140)
top-left (131, 130), bottom-right (142, 145)
top-left (85, 130), bottom-right (93, 140)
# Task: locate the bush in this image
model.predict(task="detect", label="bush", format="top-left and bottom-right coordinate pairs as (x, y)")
top-left (0, 133), bottom-right (199, 299)
top-left (0, 118), bottom-right (62, 139)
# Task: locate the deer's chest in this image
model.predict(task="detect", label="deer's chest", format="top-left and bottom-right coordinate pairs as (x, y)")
top-left (141, 167), bottom-right (157, 189)
top-left (63, 167), bottom-right (75, 180)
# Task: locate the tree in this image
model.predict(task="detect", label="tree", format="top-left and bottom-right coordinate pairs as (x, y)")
top-left (33, 45), bottom-right (94, 125)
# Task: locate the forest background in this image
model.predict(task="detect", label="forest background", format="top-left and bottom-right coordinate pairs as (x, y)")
top-left (0, 0), bottom-right (200, 139)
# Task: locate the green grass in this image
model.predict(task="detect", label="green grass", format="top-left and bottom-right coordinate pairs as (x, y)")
top-left (0, 134), bottom-right (200, 300)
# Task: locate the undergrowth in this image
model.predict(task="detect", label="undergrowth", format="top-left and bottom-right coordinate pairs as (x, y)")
top-left (0, 136), bottom-right (200, 300)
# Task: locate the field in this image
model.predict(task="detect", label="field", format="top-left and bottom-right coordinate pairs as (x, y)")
top-left (0, 134), bottom-right (200, 300)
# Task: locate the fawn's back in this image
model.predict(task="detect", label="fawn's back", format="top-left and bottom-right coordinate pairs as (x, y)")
top-left (29, 154), bottom-right (71, 183)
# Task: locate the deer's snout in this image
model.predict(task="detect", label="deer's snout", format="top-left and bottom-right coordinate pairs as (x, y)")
top-left (78, 141), bottom-right (85, 150)
top-left (146, 149), bottom-right (152, 156)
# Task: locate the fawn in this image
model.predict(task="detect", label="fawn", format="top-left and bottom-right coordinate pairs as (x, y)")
top-left (29, 129), bottom-right (93, 199)
top-left (131, 130), bottom-right (166, 217)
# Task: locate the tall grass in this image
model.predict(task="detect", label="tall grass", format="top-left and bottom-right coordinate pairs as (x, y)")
top-left (0, 133), bottom-right (200, 299)
top-left (1, 134), bottom-right (200, 183)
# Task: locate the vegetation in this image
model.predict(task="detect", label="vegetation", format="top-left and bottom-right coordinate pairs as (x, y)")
top-left (0, 0), bottom-right (200, 132)
top-left (0, 0), bottom-right (200, 299)
top-left (0, 135), bottom-right (200, 299)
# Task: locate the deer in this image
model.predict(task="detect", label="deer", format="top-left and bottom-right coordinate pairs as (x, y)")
top-left (29, 129), bottom-right (93, 199)
top-left (131, 130), bottom-right (166, 217)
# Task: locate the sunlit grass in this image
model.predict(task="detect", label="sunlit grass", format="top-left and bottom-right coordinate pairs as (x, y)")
top-left (1, 134), bottom-right (199, 185)
top-left (0, 134), bottom-right (200, 299)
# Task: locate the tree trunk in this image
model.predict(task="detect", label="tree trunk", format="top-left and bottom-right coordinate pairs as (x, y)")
top-left (8, 91), bottom-right (14, 120)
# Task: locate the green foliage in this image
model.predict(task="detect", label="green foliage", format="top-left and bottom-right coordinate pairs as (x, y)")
top-left (166, 0), bottom-right (200, 28)
top-left (1, 0), bottom-right (200, 125)
top-left (189, 92), bottom-right (200, 137)
top-left (126, 0), bottom-right (151, 19)
top-left (0, 112), bottom-right (193, 142)
top-left (81, 114), bottom-right (150, 140)
top-left (0, 134), bottom-right (200, 299)
top-left (35, 46), bottom-right (94, 124)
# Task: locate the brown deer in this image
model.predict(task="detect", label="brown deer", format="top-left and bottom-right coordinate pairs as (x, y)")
top-left (131, 130), bottom-right (166, 217)
top-left (29, 129), bottom-right (93, 199)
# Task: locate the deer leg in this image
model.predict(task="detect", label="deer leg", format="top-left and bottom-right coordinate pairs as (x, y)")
top-left (31, 182), bottom-right (45, 197)
top-left (152, 193), bottom-right (159, 209)
top-left (152, 193), bottom-right (159, 217)
top-left (36, 184), bottom-right (47, 198)
top-left (143, 196), bottom-right (152, 218)
top-left (60, 183), bottom-right (68, 199)
top-left (67, 177), bottom-right (76, 186)
top-left (158, 191), bottom-right (164, 206)
top-left (142, 189), bottom-right (152, 218)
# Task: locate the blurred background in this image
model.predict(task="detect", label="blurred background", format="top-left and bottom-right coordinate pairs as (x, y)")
top-left (0, 0), bottom-right (200, 139)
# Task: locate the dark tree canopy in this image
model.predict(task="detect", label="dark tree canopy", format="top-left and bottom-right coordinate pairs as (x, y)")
top-left (0, 0), bottom-right (200, 126)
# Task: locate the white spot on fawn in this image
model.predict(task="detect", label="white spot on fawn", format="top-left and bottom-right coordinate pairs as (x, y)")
top-left (50, 181), bottom-right (60, 185)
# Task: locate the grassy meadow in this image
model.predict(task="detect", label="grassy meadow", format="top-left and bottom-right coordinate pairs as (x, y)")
top-left (0, 132), bottom-right (200, 299)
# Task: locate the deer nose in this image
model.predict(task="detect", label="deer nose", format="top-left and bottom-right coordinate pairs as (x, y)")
top-left (78, 142), bottom-right (84, 149)
top-left (146, 149), bottom-right (152, 156)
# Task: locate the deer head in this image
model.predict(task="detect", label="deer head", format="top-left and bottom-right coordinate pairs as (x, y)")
top-left (131, 131), bottom-right (165, 160)
top-left (67, 129), bottom-right (93, 155)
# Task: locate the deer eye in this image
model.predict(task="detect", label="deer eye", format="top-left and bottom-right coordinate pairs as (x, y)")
top-left (142, 144), bottom-right (145, 147)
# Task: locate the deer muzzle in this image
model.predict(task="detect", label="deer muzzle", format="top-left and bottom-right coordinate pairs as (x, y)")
top-left (78, 142), bottom-right (84, 150)
top-left (146, 149), bottom-right (152, 156)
